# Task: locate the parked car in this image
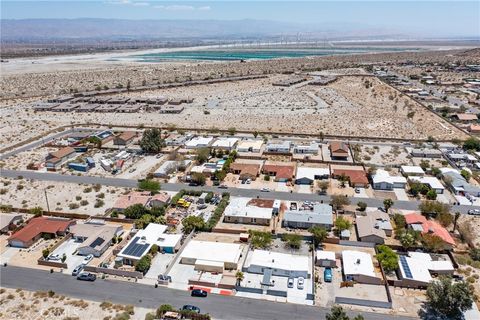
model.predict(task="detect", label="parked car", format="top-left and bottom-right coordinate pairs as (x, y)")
top-left (182, 305), bottom-right (201, 313)
top-left (83, 254), bottom-right (94, 264)
top-left (191, 289), bottom-right (208, 297)
top-left (218, 184), bottom-right (228, 189)
top-left (157, 274), bottom-right (172, 283)
top-left (197, 204), bottom-right (207, 210)
top-left (72, 264), bottom-right (85, 276)
top-left (354, 188), bottom-right (360, 194)
top-left (48, 254), bottom-right (61, 261)
top-left (260, 188), bottom-right (270, 192)
top-left (324, 267), bottom-right (333, 283)
top-left (213, 181), bottom-right (220, 186)
top-left (287, 278), bottom-right (294, 288)
top-left (77, 272), bottom-right (96, 282)
top-left (297, 277), bottom-right (305, 289)
top-left (467, 209), bottom-right (480, 216)
top-left (246, 179), bottom-right (251, 184)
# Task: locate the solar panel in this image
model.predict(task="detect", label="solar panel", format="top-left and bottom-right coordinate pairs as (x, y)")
top-left (122, 237), bottom-right (150, 258)
top-left (399, 255), bottom-right (413, 279)
top-left (89, 237), bottom-right (105, 248)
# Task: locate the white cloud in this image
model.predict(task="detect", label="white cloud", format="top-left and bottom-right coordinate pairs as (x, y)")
top-left (132, 2), bottom-right (150, 6)
top-left (153, 5), bottom-right (211, 11)
top-left (106, 0), bottom-right (149, 7)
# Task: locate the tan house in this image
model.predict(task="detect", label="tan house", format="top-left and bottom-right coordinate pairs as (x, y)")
top-left (113, 131), bottom-right (137, 146)
top-left (329, 141), bottom-right (349, 159)
top-left (356, 211), bottom-right (393, 244)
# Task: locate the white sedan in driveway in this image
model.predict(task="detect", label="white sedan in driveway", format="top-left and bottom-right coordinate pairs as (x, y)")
top-left (83, 254), bottom-right (94, 264)
top-left (297, 277), bottom-right (305, 290)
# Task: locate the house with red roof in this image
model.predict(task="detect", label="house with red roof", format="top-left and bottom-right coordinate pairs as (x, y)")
top-left (113, 191), bottom-right (171, 212)
top-left (331, 168), bottom-right (369, 188)
top-left (8, 216), bottom-right (76, 248)
top-left (404, 213), bottom-right (455, 249)
top-left (262, 163), bottom-right (295, 182)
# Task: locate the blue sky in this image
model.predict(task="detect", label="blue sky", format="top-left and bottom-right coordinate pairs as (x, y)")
top-left (1, 1), bottom-right (479, 37)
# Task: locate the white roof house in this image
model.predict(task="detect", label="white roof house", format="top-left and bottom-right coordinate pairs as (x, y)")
top-left (372, 169), bottom-right (407, 190)
top-left (398, 252), bottom-right (454, 287)
top-left (295, 167), bottom-right (330, 184)
top-left (265, 141), bottom-right (292, 153)
top-left (316, 250), bottom-right (336, 262)
top-left (400, 166), bottom-right (425, 176)
top-left (223, 197), bottom-right (273, 220)
top-left (409, 176), bottom-right (445, 193)
top-left (236, 140), bottom-right (264, 153)
top-left (185, 136), bottom-right (214, 149)
top-left (212, 137), bottom-right (239, 150)
top-left (180, 240), bottom-right (242, 269)
top-left (342, 250), bottom-right (378, 283)
top-left (245, 249), bottom-right (310, 278)
top-left (293, 143), bottom-right (320, 154)
top-left (118, 224), bottom-right (182, 261)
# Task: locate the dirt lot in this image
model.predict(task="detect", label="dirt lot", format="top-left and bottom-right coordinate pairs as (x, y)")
top-left (355, 144), bottom-right (411, 167)
top-left (0, 72), bottom-right (468, 150)
top-left (0, 287), bottom-right (151, 320)
top-left (0, 177), bottom-right (126, 215)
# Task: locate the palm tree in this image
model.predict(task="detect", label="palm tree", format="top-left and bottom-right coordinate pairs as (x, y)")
top-left (235, 271), bottom-right (244, 286)
top-left (383, 198), bottom-right (394, 213)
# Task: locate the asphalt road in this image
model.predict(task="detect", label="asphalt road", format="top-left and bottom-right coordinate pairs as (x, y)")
top-left (1, 168), bottom-right (478, 214)
top-left (0, 266), bottom-right (415, 320)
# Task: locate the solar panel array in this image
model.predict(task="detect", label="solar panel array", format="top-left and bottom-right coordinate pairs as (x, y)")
top-left (122, 237), bottom-right (150, 258)
top-left (89, 237), bottom-right (105, 248)
top-left (399, 255), bottom-right (413, 279)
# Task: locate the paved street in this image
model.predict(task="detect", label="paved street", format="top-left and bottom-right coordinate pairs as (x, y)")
top-left (0, 265), bottom-right (415, 320)
top-left (1, 168), bottom-right (479, 214)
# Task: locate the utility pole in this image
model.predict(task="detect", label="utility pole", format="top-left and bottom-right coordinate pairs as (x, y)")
top-left (44, 189), bottom-right (51, 212)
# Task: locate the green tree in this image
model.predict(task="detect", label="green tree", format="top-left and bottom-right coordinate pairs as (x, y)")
top-left (463, 137), bottom-right (480, 151)
top-left (182, 215), bottom-right (205, 233)
top-left (29, 206), bottom-right (43, 217)
top-left (425, 276), bottom-right (474, 319)
top-left (227, 127), bottom-right (237, 136)
top-left (319, 131), bottom-right (325, 142)
top-left (42, 248), bottom-right (50, 259)
top-left (235, 271), bottom-right (244, 286)
top-left (282, 233), bottom-right (302, 249)
top-left (399, 231), bottom-right (418, 250)
top-left (191, 172), bottom-right (206, 186)
top-left (195, 147), bottom-right (210, 164)
top-left (140, 128), bottom-right (165, 154)
top-left (309, 226), bottom-right (328, 248)
top-left (156, 304), bottom-right (174, 318)
top-left (426, 189), bottom-right (437, 200)
top-left (330, 195), bottom-right (350, 211)
top-left (253, 131), bottom-right (259, 138)
top-left (317, 180), bottom-right (329, 194)
top-left (135, 255), bottom-right (152, 274)
top-left (137, 179), bottom-right (160, 193)
top-left (376, 245), bottom-right (399, 273)
top-left (135, 214), bottom-right (154, 229)
top-left (418, 201), bottom-right (450, 218)
top-left (422, 233), bottom-right (447, 252)
top-left (383, 198), bottom-right (394, 213)
top-left (326, 305), bottom-right (349, 320)
top-left (334, 216), bottom-right (352, 232)
top-left (124, 204), bottom-right (150, 219)
top-left (460, 169), bottom-right (471, 181)
top-left (436, 212), bottom-right (453, 228)
top-left (87, 136), bottom-right (102, 148)
top-left (249, 230), bottom-right (273, 249)
top-left (356, 201), bottom-right (367, 212)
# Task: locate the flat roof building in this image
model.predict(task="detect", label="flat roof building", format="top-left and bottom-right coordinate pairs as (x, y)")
top-left (236, 140), bottom-right (264, 153)
top-left (223, 197), bottom-right (274, 226)
top-left (283, 204), bottom-right (333, 230)
top-left (295, 167), bottom-right (330, 185)
top-left (185, 136), bottom-right (214, 149)
top-left (372, 169), bottom-right (407, 190)
top-left (245, 249), bottom-right (310, 278)
top-left (180, 240), bottom-right (242, 271)
top-left (212, 137), bottom-right (239, 150)
top-left (342, 250), bottom-right (381, 285)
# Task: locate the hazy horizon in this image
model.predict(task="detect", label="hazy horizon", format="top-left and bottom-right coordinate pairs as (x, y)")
top-left (1, 1), bottom-right (479, 39)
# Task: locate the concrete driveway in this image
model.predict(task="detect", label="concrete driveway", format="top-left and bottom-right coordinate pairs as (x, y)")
top-left (353, 187), bottom-right (368, 198)
top-left (393, 188), bottom-right (409, 201)
top-left (144, 253), bottom-right (175, 280)
top-left (50, 238), bottom-right (84, 272)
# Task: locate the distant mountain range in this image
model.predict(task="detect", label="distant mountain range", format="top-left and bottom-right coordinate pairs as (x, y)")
top-left (1, 18), bottom-right (407, 41)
